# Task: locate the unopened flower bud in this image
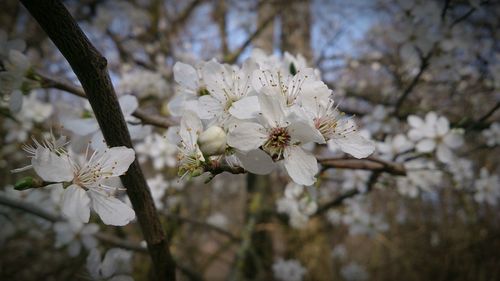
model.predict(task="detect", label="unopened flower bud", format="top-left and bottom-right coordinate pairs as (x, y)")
top-left (198, 126), bottom-right (227, 156)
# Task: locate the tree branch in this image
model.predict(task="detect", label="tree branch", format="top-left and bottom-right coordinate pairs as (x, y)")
top-left (318, 156), bottom-right (406, 176)
top-left (20, 1), bottom-right (176, 279)
top-left (35, 71), bottom-right (177, 129)
top-left (164, 213), bottom-right (241, 242)
top-left (224, 11), bottom-right (277, 63)
top-left (0, 194), bottom-right (147, 251)
top-left (393, 52), bottom-right (432, 117)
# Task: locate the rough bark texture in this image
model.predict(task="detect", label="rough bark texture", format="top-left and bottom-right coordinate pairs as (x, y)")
top-left (19, 1), bottom-right (176, 280)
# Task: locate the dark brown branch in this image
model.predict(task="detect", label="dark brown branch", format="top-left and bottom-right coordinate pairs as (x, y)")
top-left (19, 1), bottom-right (176, 280)
top-left (0, 193), bottom-right (61, 222)
top-left (36, 71), bottom-right (177, 128)
top-left (164, 213), bottom-right (241, 242)
top-left (0, 194), bottom-right (146, 251)
top-left (476, 101), bottom-right (500, 125)
top-left (318, 156), bottom-right (406, 176)
top-left (314, 171), bottom-right (382, 217)
top-left (393, 52), bottom-right (432, 117)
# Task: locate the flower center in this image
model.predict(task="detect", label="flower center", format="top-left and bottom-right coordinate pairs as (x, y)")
top-left (263, 127), bottom-right (290, 160)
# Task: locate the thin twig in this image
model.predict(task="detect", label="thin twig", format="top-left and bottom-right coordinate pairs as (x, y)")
top-left (36, 71), bottom-right (177, 129)
top-left (165, 213), bottom-right (241, 242)
top-left (224, 11), bottom-right (277, 63)
top-left (318, 156), bottom-right (406, 176)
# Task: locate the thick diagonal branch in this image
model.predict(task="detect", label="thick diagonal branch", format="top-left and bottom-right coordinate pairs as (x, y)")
top-left (19, 1), bottom-right (176, 280)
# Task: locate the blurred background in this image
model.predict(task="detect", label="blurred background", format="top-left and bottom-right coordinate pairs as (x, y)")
top-left (0, 0), bottom-right (499, 280)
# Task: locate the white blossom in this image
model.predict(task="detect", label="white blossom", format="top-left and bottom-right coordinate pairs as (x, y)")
top-left (407, 112), bottom-right (463, 163)
top-left (341, 262), bottom-right (369, 281)
top-left (474, 168), bottom-right (500, 205)
top-left (227, 89), bottom-right (324, 185)
top-left (17, 135), bottom-right (136, 226)
top-left (53, 221), bottom-right (98, 257)
top-left (87, 248), bottom-right (134, 281)
top-left (272, 258), bottom-right (307, 281)
top-left (482, 122), bottom-right (500, 147)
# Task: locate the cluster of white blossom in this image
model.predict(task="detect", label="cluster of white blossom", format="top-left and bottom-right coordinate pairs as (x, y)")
top-left (13, 133), bottom-right (135, 226)
top-left (60, 95), bottom-right (151, 150)
top-left (276, 182), bottom-right (317, 228)
top-left (0, 30), bottom-right (30, 113)
top-left (482, 122), bottom-right (500, 147)
top-left (327, 197), bottom-right (388, 236)
top-left (170, 49), bottom-right (375, 185)
top-left (272, 258), bottom-right (307, 281)
top-left (87, 248), bottom-right (134, 281)
top-left (117, 69), bottom-right (169, 98)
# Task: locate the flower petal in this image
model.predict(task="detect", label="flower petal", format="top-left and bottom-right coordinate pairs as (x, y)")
top-left (284, 146), bottom-right (318, 186)
top-left (329, 133), bottom-right (375, 159)
top-left (197, 95), bottom-right (223, 120)
top-left (62, 185), bottom-right (91, 223)
top-left (174, 62), bottom-right (198, 90)
top-left (32, 147), bottom-right (74, 182)
top-left (288, 120), bottom-right (325, 144)
top-left (229, 96), bottom-right (260, 119)
top-left (435, 116), bottom-right (449, 136)
top-left (98, 146), bottom-right (136, 176)
top-left (443, 132), bottom-right (463, 148)
top-left (62, 118), bottom-right (99, 136)
top-left (235, 149), bottom-right (277, 175)
top-left (180, 110), bottom-right (203, 147)
top-left (259, 86), bottom-right (286, 126)
top-left (436, 143), bottom-right (454, 163)
top-left (416, 138), bottom-right (436, 152)
top-left (90, 191), bottom-right (135, 226)
top-left (227, 122), bottom-right (267, 151)
top-left (118, 95), bottom-right (138, 117)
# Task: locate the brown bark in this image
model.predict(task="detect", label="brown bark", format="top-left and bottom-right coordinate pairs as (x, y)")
top-left (19, 1), bottom-right (176, 280)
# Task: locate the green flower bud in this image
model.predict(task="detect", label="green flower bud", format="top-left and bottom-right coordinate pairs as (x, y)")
top-left (14, 176), bottom-right (42, 190)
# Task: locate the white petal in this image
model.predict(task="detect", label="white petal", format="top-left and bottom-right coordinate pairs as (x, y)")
top-left (284, 146), bottom-right (318, 186)
top-left (437, 144), bottom-right (454, 163)
top-left (425, 112), bottom-right (438, 125)
top-left (62, 185), bottom-right (91, 223)
top-left (118, 95), bottom-right (138, 116)
top-left (443, 132), bottom-right (463, 148)
top-left (174, 62), bottom-right (198, 90)
top-left (98, 146), bottom-right (135, 176)
top-left (202, 60), bottom-right (229, 100)
top-left (90, 191), bottom-right (135, 226)
top-left (180, 110), bottom-right (203, 147)
top-left (9, 90), bottom-right (23, 113)
top-left (229, 96), bottom-right (260, 119)
top-left (227, 122), bottom-right (267, 151)
top-left (235, 149), bottom-right (276, 175)
top-left (435, 117), bottom-right (449, 136)
top-left (259, 86), bottom-right (286, 126)
top-left (300, 80), bottom-right (331, 109)
top-left (416, 138), bottom-right (436, 152)
top-left (62, 118), bottom-right (99, 136)
top-left (32, 148), bottom-right (74, 182)
top-left (288, 120), bottom-right (325, 144)
top-left (167, 93), bottom-right (189, 116)
top-left (197, 95), bottom-right (223, 119)
top-left (330, 133), bottom-right (375, 159)
top-left (86, 249), bottom-right (102, 280)
top-left (90, 131), bottom-right (106, 150)
top-left (407, 115), bottom-right (423, 128)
